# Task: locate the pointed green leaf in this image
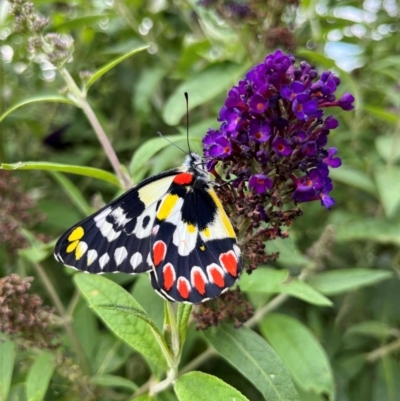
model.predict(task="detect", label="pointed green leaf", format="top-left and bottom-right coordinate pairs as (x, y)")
top-left (1, 161), bottom-right (120, 187)
top-left (375, 135), bottom-right (400, 163)
top-left (128, 135), bottom-right (187, 176)
top-left (177, 304), bottom-right (193, 350)
top-left (329, 166), bottom-right (377, 197)
top-left (0, 336), bottom-right (14, 401)
top-left (85, 45), bottom-right (149, 90)
top-left (335, 219), bottom-right (400, 245)
top-left (91, 374), bottom-right (138, 391)
top-left (204, 325), bottom-right (298, 401)
top-left (372, 357), bottom-right (400, 401)
top-left (239, 268), bottom-right (332, 306)
top-left (374, 166), bottom-right (400, 217)
top-left (175, 372), bottom-right (250, 401)
top-left (74, 274), bottom-right (168, 369)
top-left (26, 351), bottom-right (55, 401)
top-left (260, 313), bottom-right (334, 398)
top-left (163, 62), bottom-right (248, 126)
top-left (0, 95), bottom-right (76, 122)
top-left (49, 171), bottom-right (93, 216)
top-left (308, 268), bottom-right (393, 296)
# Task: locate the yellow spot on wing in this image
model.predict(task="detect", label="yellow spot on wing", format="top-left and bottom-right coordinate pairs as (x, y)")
top-left (200, 244), bottom-right (206, 251)
top-left (75, 241), bottom-right (87, 260)
top-left (66, 240), bottom-right (79, 253)
top-left (187, 224), bottom-right (196, 233)
top-left (202, 227), bottom-right (211, 238)
top-left (208, 189), bottom-right (235, 238)
top-left (157, 194), bottom-right (179, 220)
top-left (68, 226), bottom-right (84, 242)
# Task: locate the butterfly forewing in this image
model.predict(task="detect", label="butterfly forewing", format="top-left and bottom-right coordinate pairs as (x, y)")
top-left (54, 170), bottom-right (180, 274)
top-left (54, 153), bottom-right (242, 304)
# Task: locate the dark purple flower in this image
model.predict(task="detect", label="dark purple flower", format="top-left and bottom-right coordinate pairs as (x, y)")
top-left (273, 137), bottom-right (292, 157)
top-left (249, 120), bottom-right (271, 143)
top-left (338, 93), bottom-right (355, 110)
top-left (292, 130), bottom-right (307, 144)
top-left (219, 107), bottom-right (241, 132)
top-left (249, 94), bottom-right (268, 114)
top-left (323, 148), bottom-right (341, 168)
top-left (324, 116), bottom-right (339, 129)
top-left (249, 174), bottom-right (273, 194)
top-left (208, 136), bottom-right (232, 159)
top-left (302, 141), bottom-right (317, 157)
top-left (281, 81), bottom-right (305, 101)
top-left (292, 94), bottom-right (320, 120)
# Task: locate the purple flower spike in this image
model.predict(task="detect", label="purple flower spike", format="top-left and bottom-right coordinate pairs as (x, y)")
top-left (249, 174), bottom-right (273, 194)
top-left (202, 49), bottom-right (355, 213)
top-left (273, 137), bottom-right (292, 157)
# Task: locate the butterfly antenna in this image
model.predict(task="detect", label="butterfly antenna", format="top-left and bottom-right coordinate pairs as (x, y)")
top-left (157, 132), bottom-right (186, 154)
top-left (184, 92), bottom-right (192, 154)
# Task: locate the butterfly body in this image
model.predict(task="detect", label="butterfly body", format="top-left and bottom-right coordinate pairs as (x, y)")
top-left (54, 153), bottom-right (242, 303)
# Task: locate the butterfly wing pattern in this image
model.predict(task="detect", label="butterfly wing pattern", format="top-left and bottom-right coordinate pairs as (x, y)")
top-left (54, 153), bottom-right (242, 303)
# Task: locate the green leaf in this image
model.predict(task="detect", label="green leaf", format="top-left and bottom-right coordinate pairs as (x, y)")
top-left (344, 321), bottom-right (394, 340)
top-left (26, 351), bottom-right (55, 401)
top-left (268, 236), bottom-right (313, 268)
top-left (1, 161), bottom-right (120, 187)
top-left (91, 374), bottom-right (138, 391)
top-left (335, 219), bottom-right (400, 245)
top-left (129, 135), bottom-right (187, 176)
top-left (374, 166), bottom-right (400, 217)
top-left (204, 325), bottom-right (298, 401)
top-left (130, 394), bottom-right (152, 401)
top-left (0, 336), bottom-right (14, 401)
top-left (279, 279), bottom-right (333, 307)
top-left (239, 268), bottom-right (332, 306)
top-left (19, 229), bottom-right (54, 263)
top-left (49, 171), bottom-right (93, 216)
top-left (308, 268), bottom-right (393, 296)
top-left (372, 357), bottom-right (400, 401)
top-left (0, 95), bottom-right (76, 122)
top-left (74, 274), bottom-right (168, 369)
top-left (174, 372), bottom-right (250, 401)
top-left (85, 45), bottom-right (149, 90)
top-left (260, 314), bottom-right (334, 398)
top-left (163, 62), bottom-right (248, 126)
top-left (177, 304), bottom-right (193, 351)
top-left (364, 105), bottom-right (398, 124)
top-left (375, 135), bottom-right (400, 163)
top-left (329, 166), bottom-right (377, 197)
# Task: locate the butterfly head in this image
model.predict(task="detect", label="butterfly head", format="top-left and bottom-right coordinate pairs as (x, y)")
top-left (184, 152), bottom-right (208, 178)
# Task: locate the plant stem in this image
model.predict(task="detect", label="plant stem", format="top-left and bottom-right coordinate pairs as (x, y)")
top-left (58, 67), bottom-right (132, 190)
top-left (33, 263), bottom-right (92, 374)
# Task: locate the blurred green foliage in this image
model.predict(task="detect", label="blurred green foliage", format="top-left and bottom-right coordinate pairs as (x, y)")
top-left (1, 0), bottom-right (400, 400)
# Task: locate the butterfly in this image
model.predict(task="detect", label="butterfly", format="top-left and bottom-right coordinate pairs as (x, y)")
top-left (54, 152), bottom-right (242, 304)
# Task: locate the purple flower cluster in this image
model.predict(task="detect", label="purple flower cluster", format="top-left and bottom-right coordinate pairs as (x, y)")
top-left (203, 50), bottom-right (354, 210)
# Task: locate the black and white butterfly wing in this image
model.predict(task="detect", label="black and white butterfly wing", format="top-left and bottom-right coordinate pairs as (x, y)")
top-left (54, 170), bottom-right (181, 274)
top-left (149, 185), bottom-right (242, 303)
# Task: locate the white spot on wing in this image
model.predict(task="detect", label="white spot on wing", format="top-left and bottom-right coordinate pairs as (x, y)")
top-left (114, 246), bottom-right (128, 266)
top-left (99, 253), bottom-right (110, 270)
top-left (173, 221), bottom-right (197, 256)
top-left (87, 249), bottom-right (98, 266)
top-left (133, 202), bottom-right (157, 239)
top-left (233, 244), bottom-right (241, 257)
top-left (94, 207), bottom-right (112, 223)
top-left (130, 252), bottom-right (143, 269)
top-left (110, 206), bottom-right (132, 227)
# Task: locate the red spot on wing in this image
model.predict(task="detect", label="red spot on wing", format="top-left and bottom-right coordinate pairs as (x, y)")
top-left (173, 173), bottom-right (194, 185)
top-left (177, 277), bottom-right (190, 299)
top-left (220, 251), bottom-right (238, 277)
top-left (153, 240), bottom-right (166, 267)
top-left (163, 263), bottom-right (175, 291)
top-left (209, 265), bottom-right (225, 288)
top-left (193, 269), bottom-right (206, 295)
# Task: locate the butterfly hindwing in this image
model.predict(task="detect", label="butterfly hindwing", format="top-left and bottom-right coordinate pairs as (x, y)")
top-left (150, 186), bottom-right (242, 303)
top-left (54, 170), bottom-right (181, 274)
